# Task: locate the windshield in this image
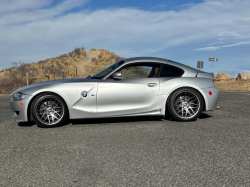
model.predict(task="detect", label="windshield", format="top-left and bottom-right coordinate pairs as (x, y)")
top-left (91, 60), bottom-right (125, 79)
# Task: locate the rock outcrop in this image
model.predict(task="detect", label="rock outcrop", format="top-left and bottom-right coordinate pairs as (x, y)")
top-left (237, 72), bottom-right (250, 80)
top-left (215, 72), bottom-right (229, 80)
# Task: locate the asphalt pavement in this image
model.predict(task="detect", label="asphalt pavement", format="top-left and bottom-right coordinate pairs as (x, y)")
top-left (0, 91), bottom-right (250, 186)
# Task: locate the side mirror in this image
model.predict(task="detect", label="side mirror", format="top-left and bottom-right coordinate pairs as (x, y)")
top-left (112, 72), bottom-right (121, 80)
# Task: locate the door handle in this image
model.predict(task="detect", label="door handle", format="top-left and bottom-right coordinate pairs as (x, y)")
top-left (147, 83), bottom-right (158, 87)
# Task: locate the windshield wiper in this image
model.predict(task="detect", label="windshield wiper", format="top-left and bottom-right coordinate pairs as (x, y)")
top-left (87, 75), bottom-right (92, 79)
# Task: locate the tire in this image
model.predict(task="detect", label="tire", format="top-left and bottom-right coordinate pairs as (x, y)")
top-left (31, 93), bottom-right (68, 128)
top-left (166, 88), bottom-right (204, 121)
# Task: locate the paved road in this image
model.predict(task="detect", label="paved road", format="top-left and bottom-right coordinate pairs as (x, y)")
top-left (0, 92), bottom-right (250, 186)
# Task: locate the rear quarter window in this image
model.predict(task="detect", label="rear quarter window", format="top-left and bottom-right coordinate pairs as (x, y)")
top-left (160, 64), bottom-right (184, 77)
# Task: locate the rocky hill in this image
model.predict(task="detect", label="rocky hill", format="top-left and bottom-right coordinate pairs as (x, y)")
top-left (0, 48), bottom-right (124, 94)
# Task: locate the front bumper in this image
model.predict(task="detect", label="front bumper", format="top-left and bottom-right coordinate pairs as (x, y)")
top-left (10, 95), bottom-right (32, 122)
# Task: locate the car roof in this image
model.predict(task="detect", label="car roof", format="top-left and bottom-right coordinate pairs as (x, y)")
top-left (123, 57), bottom-right (169, 64)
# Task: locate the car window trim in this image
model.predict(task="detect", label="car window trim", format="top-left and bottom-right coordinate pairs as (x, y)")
top-left (103, 62), bottom-right (164, 80)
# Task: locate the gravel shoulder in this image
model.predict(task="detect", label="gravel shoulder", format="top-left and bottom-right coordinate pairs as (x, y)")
top-left (0, 92), bottom-right (250, 186)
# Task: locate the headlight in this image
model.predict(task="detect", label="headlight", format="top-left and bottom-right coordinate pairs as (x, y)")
top-left (11, 92), bottom-right (27, 101)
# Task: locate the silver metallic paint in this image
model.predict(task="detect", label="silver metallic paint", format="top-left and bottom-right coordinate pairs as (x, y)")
top-left (10, 57), bottom-right (219, 122)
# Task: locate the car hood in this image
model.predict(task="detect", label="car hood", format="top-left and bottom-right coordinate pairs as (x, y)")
top-left (12, 78), bottom-right (98, 95)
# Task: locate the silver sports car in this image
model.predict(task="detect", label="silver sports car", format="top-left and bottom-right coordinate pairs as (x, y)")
top-left (10, 57), bottom-right (219, 127)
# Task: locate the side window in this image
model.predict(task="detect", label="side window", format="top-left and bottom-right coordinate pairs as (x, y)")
top-left (159, 64), bottom-right (184, 77)
top-left (119, 63), bottom-right (161, 79)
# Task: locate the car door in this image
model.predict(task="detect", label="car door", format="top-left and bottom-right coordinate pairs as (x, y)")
top-left (97, 63), bottom-right (161, 115)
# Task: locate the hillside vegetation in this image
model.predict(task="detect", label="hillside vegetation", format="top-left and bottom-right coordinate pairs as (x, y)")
top-left (0, 48), bottom-right (124, 94)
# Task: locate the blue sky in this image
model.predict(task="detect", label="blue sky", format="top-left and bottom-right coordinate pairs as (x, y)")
top-left (0, 0), bottom-right (250, 76)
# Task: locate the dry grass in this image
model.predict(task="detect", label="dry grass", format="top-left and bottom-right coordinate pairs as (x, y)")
top-left (215, 79), bottom-right (250, 91)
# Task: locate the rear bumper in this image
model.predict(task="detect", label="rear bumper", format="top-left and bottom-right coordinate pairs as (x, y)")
top-left (200, 86), bottom-right (219, 111)
top-left (9, 95), bottom-right (32, 122)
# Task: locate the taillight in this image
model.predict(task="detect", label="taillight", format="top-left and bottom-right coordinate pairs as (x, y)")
top-left (209, 91), bottom-right (212, 95)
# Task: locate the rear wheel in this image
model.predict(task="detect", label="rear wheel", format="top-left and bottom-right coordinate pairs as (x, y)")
top-left (31, 93), bottom-right (68, 127)
top-left (166, 88), bottom-right (204, 121)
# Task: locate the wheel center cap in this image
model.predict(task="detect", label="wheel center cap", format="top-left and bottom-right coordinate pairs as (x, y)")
top-left (182, 102), bottom-right (189, 108)
top-left (46, 107), bottom-right (54, 113)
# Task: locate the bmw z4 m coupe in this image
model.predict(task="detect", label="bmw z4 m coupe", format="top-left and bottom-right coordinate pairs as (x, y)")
top-left (10, 57), bottom-right (219, 127)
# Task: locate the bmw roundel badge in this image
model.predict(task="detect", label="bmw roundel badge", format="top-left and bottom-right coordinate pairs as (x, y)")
top-left (82, 92), bottom-right (88, 97)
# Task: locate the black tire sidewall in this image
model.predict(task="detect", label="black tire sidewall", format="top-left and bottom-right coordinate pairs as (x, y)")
top-left (167, 88), bottom-right (204, 121)
top-left (31, 93), bottom-right (68, 128)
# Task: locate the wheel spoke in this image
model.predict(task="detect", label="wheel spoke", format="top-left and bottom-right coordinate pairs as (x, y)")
top-left (42, 114), bottom-right (47, 122)
top-left (54, 112), bottom-right (62, 117)
top-left (190, 106), bottom-right (199, 109)
top-left (176, 108), bottom-right (181, 113)
top-left (189, 107), bottom-right (195, 115)
top-left (189, 102), bottom-right (199, 105)
top-left (53, 114), bottom-right (59, 120)
top-left (175, 105), bottom-right (182, 110)
top-left (47, 115), bottom-right (51, 124)
top-left (50, 101), bottom-right (56, 107)
top-left (51, 114), bottom-right (55, 123)
top-left (41, 114), bottom-right (45, 119)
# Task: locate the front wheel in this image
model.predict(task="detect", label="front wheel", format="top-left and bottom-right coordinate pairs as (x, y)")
top-left (31, 93), bottom-right (68, 128)
top-left (166, 88), bottom-right (204, 121)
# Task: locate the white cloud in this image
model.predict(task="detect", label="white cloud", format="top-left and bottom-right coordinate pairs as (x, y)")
top-left (197, 41), bottom-right (250, 51)
top-left (178, 3), bottom-right (195, 9)
top-left (1, 0), bottom-right (250, 69)
top-left (218, 32), bottom-right (241, 37)
top-left (218, 38), bottom-right (232, 40)
top-left (195, 47), bottom-right (221, 51)
top-left (207, 41), bottom-right (224, 45)
top-left (0, 0), bottom-right (52, 13)
top-left (0, 0), bottom-right (89, 26)
top-left (222, 41), bottom-right (250, 47)
top-left (218, 34), bottom-right (250, 41)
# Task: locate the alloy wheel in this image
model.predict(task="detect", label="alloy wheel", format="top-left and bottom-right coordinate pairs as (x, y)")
top-left (35, 96), bottom-right (65, 125)
top-left (172, 91), bottom-right (200, 119)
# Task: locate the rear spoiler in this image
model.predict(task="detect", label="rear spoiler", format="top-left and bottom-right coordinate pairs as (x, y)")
top-left (196, 72), bottom-right (214, 79)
